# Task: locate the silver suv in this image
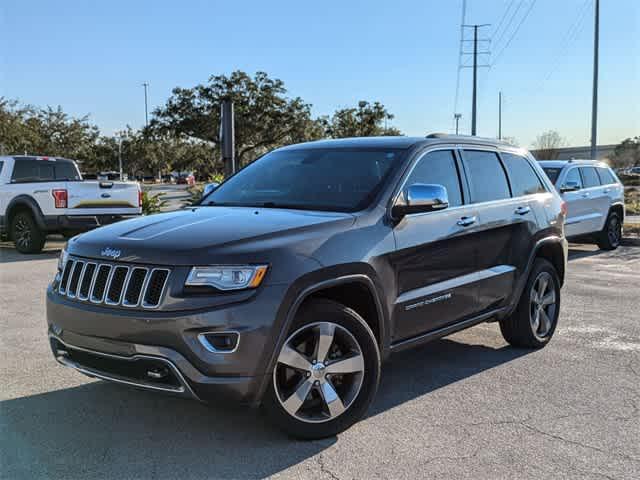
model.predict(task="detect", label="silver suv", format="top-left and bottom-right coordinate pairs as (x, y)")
top-left (539, 160), bottom-right (625, 250)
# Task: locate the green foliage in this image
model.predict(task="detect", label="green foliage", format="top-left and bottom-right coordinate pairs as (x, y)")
top-left (322, 101), bottom-right (401, 138)
top-left (625, 188), bottom-right (640, 215)
top-left (151, 71), bottom-right (324, 169)
top-left (0, 97), bottom-right (99, 160)
top-left (610, 136), bottom-right (640, 170)
top-left (141, 191), bottom-right (168, 215)
top-left (1, 71), bottom-right (403, 177)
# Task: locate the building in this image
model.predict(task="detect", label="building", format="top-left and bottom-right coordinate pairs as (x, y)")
top-left (531, 144), bottom-right (617, 161)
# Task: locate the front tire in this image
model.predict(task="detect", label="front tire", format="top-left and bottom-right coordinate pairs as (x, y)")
top-left (263, 299), bottom-right (380, 439)
top-left (500, 258), bottom-right (560, 348)
top-left (11, 211), bottom-right (46, 254)
top-left (596, 211), bottom-right (621, 250)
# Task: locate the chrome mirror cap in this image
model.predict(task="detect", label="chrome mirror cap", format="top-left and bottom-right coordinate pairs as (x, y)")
top-left (393, 183), bottom-right (449, 218)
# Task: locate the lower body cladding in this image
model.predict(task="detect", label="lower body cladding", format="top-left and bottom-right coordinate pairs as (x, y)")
top-left (45, 283), bottom-right (289, 405)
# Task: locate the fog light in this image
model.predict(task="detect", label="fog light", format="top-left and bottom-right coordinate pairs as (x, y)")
top-left (198, 332), bottom-right (240, 353)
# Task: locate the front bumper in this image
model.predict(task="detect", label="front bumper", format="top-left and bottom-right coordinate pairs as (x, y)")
top-left (46, 282), bottom-right (290, 405)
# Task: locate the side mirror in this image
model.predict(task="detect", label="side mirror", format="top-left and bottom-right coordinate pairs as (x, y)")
top-left (560, 181), bottom-right (580, 193)
top-left (203, 182), bottom-right (219, 196)
top-left (392, 183), bottom-right (449, 218)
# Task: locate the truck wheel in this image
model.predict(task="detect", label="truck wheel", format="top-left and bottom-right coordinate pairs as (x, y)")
top-left (596, 212), bottom-right (621, 250)
top-left (11, 211), bottom-right (46, 254)
top-left (263, 299), bottom-right (381, 439)
top-left (500, 258), bottom-right (560, 349)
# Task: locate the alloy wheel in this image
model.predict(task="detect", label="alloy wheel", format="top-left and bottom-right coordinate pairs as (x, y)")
top-left (273, 321), bottom-right (365, 423)
top-left (607, 216), bottom-right (621, 247)
top-left (14, 217), bottom-right (32, 250)
top-left (529, 272), bottom-right (557, 340)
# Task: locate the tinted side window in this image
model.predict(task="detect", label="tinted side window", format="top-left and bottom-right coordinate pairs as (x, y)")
top-left (596, 167), bottom-right (616, 185)
top-left (502, 153), bottom-right (546, 196)
top-left (461, 150), bottom-right (511, 203)
top-left (55, 161), bottom-right (81, 180)
top-left (581, 167), bottom-right (600, 188)
top-left (564, 168), bottom-right (582, 188)
top-left (11, 160), bottom-right (55, 182)
top-left (405, 150), bottom-right (463, 207)
top-left (0, 161), bottom-right (3, 174)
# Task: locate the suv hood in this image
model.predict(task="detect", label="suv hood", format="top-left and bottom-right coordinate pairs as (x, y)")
top-left (67, 206), bottom-right (354, 265)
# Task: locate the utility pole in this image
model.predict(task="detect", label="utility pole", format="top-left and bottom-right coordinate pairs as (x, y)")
top-left (462, 24), bottom-right (490, 136)
top-left (454, 113), bottom-right (462, 135)
top-left (142, 82), bottom-right (149, 127)
top-left (498, 91), bottom-right (502, 140)
top-left (590, 0), bottom-right (599, 159)
top-left (117, 135), bottom-right (123, 180)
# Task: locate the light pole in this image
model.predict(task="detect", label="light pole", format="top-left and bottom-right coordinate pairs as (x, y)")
top-left (590, 0), bottom-right (599, 159)
top-left (454, 113), bottom-right (462, 135)
top-left (142, 82), bottom-right (149, 127)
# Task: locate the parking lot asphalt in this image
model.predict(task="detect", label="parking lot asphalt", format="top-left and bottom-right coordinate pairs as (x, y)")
top-left (1, 240), bottom-right (639, 479)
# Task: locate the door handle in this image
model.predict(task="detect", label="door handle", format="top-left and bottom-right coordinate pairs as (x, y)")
top-left (457, 216), bottom-right (477, 227)
top-left (581, 192), bottom-right (590, 198)
top-left (603, 188), bottom-right (610, 193)
top-left (514, 206), bottom-right (531, 215)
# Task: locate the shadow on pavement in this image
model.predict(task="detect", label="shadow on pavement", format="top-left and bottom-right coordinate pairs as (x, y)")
top-left (1, 337), bottom-right (529, 479)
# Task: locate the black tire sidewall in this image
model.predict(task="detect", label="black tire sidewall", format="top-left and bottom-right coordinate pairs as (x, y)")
top-left (598, 212), bottom-right (620, 250)
top-left (11, 212), bottom-right (45, 254)
top-left (263, 299), bottom-right (381, 439)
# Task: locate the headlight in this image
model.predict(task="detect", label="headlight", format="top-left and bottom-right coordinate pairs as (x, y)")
top-left (185, 265), bottom-right (268, 291)
top-left (58, 247), bottom-right (69, 272)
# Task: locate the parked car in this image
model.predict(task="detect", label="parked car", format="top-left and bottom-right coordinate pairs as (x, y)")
top-left (539, 160), bottom-right (625, 249)
top-left (47, 135), bottom-right (567, 439)
top-left (176, 172), bottom-right (196, 186)
top-left (0, 156), bottom-right (142, 253)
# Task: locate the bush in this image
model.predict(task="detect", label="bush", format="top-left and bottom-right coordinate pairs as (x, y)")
top-left (619, 174), bottom-right (640, 187)
top-left (141, 191), bottom-right (168, 215)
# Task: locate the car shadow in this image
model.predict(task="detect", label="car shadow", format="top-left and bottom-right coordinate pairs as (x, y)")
top-left (1, 337), bottom-right (530, 479)
top-left (0, 237), bottom-right (64, 263)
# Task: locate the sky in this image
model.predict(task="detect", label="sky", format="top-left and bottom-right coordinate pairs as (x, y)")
top-left (1, 0), bottom-right (638, 148)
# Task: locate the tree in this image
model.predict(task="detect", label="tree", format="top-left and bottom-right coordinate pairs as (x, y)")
top-left (0, 97), bottom-right (99, 160)
top-left (609, 136), bottom-right (640, 169)
top-left (150, 71), bottom-right (323, 168)
top-left (324, 101), bottom-right (401, 138)
top-left (531, 130), bottom-right (567, 160)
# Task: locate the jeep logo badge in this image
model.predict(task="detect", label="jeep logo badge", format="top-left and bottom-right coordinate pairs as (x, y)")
top-left (101, 247), bottom-right (121, 259)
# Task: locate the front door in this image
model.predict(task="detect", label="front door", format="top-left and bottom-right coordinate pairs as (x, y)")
top-left (391, 149), bottom-right (480, 342)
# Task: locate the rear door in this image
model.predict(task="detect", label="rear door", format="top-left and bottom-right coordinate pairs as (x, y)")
top-left (391, 148), bottom-right (480, 341)
top-left (459, 149), bottom-right (538, 314)
top-left (559, 167), bottom-right (591, 237)
top-left (9, 159), bottom-right (66, 216)
top-left (578, 166), bottom-right (608, 233)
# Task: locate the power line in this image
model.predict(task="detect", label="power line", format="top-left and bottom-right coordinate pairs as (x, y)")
top-left (492, 1), bottom-right (524, 55)
top-left (492, 0), bottom-right (517, 42)
top-left (537, 0), bottom-right (592, 87)
top-left (492, 0), bottom-right (538, 66)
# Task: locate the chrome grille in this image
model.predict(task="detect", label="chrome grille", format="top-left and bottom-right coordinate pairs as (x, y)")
top-left (59, 257), bottom-right (170, 309)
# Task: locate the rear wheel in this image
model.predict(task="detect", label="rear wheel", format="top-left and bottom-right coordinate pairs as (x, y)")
top-left (11, 211), bottom-right (45, 254)
top-left (596, 211), bottom-right (621, 250)
top-left (263, 299), bottom-right (380, 439)
top-left (500, 258), bottom-right (560, 348)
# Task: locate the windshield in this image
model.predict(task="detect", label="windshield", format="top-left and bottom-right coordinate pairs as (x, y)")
top-left (203, 148), bottom-right (405, 212)
top-left (542, 167), bottom-right (562, 185)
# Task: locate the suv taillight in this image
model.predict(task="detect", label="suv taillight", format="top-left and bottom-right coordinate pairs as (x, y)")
top-left (52, 189), bottom-right (68, 209)
top-left (138, 189), bottom-right (143, 207)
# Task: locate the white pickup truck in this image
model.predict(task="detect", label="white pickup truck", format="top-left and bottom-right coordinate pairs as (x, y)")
top-left (0, 155), bottom-right (142, 253)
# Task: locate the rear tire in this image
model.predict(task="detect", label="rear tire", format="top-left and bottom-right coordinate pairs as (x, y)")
top-left (500, 258), bottom-right (560, 349)
top-left (263, 299), bottom-right (380, 439)
top-left (596, 211), bottom-right (621, 250)
top-left (11, 211), bottom-right (46, 254)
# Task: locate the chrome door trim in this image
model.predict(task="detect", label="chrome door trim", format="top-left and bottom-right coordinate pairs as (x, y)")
top-left (395, 265), bottom-right (515, 305)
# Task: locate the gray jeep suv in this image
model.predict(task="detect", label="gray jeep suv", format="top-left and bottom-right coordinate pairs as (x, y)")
top-left (47, 135), bottom-right (568, 439)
